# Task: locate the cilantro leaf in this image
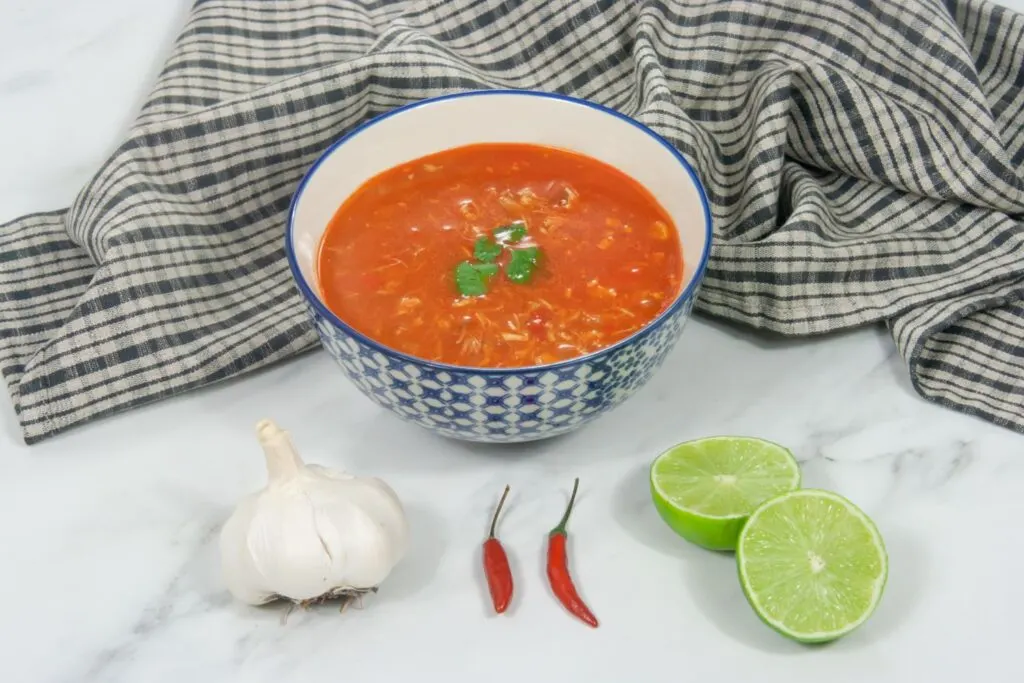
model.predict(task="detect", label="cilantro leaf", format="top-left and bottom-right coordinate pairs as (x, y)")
top-left (474, 235), bottom-right (502, 263)
top-left (505, 246), bottom-right (541, 284)
top-left (455, 260), bottom-right (498, 296)
top-left (492, 221), bottom-right (528, 244)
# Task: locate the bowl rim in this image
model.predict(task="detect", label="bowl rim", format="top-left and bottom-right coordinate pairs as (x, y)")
top-left (284, 88), bottom-right (713, 375)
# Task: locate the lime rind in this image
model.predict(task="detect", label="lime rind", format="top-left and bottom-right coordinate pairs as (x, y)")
top-left (649, 436), bottom-right (802, 551)
top-left (650, 486), bottom-right (747, 550)
top-left (736, 488), bottom-right (889, 643)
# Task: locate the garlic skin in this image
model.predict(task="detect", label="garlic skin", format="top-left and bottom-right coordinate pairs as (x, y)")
top-left (220, 419), bottom-right (409, 606)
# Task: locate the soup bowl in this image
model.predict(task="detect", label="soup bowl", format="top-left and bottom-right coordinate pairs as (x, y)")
top-left (285, 90), bottom-right (712, 443)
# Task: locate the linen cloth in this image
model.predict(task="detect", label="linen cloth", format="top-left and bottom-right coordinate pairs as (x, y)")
top-left (2, 0), bottom-right (1023, 443)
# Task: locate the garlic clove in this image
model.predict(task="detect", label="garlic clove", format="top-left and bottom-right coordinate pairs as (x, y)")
top-left (220, 494), bottom-right (279, 605)
top-left (308, 465), bottom-right (409, 567)
top-left (242, 490), bottom-right (342, 602)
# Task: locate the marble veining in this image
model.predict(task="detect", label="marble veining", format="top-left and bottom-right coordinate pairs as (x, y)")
top-left (3, 1), bottom-right (1024, 682)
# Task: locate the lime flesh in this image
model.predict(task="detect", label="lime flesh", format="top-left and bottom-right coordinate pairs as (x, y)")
top-left (649, 436), bottom-right (802, 551)
top-left (736, 489), bottom-right (888, 643)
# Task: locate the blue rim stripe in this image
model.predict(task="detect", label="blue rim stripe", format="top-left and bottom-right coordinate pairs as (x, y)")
top-left (284, 88), bottom-right (714, 374)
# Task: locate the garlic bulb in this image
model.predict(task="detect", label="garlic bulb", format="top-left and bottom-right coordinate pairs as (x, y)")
top-left (219, 419), bottom-right (409, 606)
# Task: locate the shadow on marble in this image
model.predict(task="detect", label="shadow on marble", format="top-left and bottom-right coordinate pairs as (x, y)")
top-left (0, 388), bottom-right (22, 449)
top-left (611, 461), bottom-right (691, 561)
top-left (611, 462), bottom-right (804, 652)
top-left (831, 523), bottom-right (927, 651)
top-left (681, 546), bottom-right (809, 654)
top-left (339, 410), bottom-right (571, 472)
top-left (373, 502), bottom-right (447, 606)
top-left (880, 339), bottom-right (925, 401)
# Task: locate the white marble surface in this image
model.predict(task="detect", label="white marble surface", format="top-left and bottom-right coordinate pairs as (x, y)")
top-left (3, 1), bottom-right (1024, 681)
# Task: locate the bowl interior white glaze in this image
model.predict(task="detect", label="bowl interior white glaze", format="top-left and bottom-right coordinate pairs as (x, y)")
top-left (290, 91), bottom-right (711, 317)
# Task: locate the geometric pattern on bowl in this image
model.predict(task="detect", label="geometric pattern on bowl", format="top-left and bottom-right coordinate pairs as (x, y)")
top-left (308, 290), bottom-right (696, 442)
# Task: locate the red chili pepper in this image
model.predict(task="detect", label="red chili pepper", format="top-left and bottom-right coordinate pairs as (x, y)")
top-left (483, 484), bottom-right (514, 614)
top-left (546, 477), bottom-right (598, 628)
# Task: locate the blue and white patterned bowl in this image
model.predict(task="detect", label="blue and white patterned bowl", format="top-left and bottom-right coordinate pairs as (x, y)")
top-left (285, 90), bottom-right (712, 443)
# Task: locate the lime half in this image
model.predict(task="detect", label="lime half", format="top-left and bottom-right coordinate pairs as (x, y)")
top-left (737, 489), bottom-right (888, 643)
top-left (649, 436), bottom-right (802, 551)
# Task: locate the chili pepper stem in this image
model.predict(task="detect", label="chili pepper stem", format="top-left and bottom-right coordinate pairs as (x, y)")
top-left (489, 485), bottom-right (511, 538)
top-left (550, 477), bottom-right (580, 536)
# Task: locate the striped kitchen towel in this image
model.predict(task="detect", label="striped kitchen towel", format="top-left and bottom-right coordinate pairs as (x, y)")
top-left (1, 0), bottom-right (1023, 444)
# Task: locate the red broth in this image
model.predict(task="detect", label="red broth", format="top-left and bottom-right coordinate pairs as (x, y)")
top-left (316, 143), bottom-right (683, 368)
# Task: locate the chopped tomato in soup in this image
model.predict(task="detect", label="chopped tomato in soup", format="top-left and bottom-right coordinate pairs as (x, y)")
top-left (317, 143), bottom-right (683, 368)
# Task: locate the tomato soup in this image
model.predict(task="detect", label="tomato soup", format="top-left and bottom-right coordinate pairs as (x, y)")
top-left (316, 143), bottom-right (683, 368)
